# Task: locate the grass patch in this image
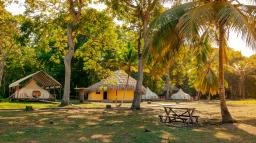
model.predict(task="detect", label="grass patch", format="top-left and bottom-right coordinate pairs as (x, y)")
top-left (0, 101), bottom-right (132, 109)
top-left (0, 101), bottom-right (58, 109)
top-left (227, 100), bottom-right (256, 105)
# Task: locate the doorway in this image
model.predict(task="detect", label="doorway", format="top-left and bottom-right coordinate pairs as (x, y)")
top-left (103, 91), bottom-right (108, 100)
top-left (85, 93), bottom-right (88, 100)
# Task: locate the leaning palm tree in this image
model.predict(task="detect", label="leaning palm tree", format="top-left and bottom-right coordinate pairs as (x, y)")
top-left (149, 0), bottom-right (256, 123)
top-left (120, 42), bottom-right (137, 105)
top-left (107, 42), bottom-right (137, 105)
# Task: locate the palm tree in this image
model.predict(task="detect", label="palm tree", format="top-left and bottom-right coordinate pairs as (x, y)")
top-left (120, 42), bottom-right (137, 105)
top-left (194, 66), bottom-right (219, 100)
top-left (107, 42), bottom-right (137, 105)
top-left (226, 61), bottom-right (254, 99)
top-left (149, 1), bottom-right (256, 123)
top-left (193, 33), bottom-right (219, 100)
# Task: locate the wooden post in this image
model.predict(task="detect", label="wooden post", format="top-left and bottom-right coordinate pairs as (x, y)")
top-left (53, 86), bottom-right (56, 100)
top-left (8, 87), bottom-right (11, 97)
top-left (116, 90), bottom-right (118, 103)
top-left (59, 88), bottom-right (62, 100)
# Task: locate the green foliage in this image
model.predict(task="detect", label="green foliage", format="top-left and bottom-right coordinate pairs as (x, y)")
top-left (1, 0), bottom-right (256, 100)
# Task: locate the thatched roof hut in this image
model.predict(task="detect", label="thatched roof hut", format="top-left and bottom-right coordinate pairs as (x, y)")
top-left (76, 70), bottom-right (146, 102)
top-left (87, 70), bottom-right (143, 92)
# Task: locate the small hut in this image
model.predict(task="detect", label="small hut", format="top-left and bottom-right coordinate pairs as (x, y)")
top-left (76, 70), bottom-right (145, 102)
top-left (142, 87), bottom-right (159, 100)
top-left (171, 89), bottom-right (191, 100)
top-left (9, 71), bottom-right (61, 100)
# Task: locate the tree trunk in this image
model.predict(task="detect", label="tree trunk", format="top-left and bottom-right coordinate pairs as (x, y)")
top-left (131, 53), bottom-right (143, 110)
top-left (61, 0), bottom-right (81, 106)
top-left (197, 92), bottom-right (201, 100)
top-left (207, 93), bottom-right (211, 101)
top-left (131, 16), bottom-right (149, 110)
top-left (0, 48), bottom-right (9, 87)
top-left (0, 60), bottom-right (5, 87)
top-left (122, 74), bottom-right (130, 105)
top-left (61, 24), bottom-right (74, 106)
top-left (241, 72), bottom-right (245, 99)
top-left (239, 75), bottom-right (243, 99)
top-left (164, 68), bottom-right (170, 100)
top-left (122, 66), bottom-right (131, 105)
top-left (218, 25), bottom-right (234, 123)
top-left (79, 90), bottom-right (85, 103)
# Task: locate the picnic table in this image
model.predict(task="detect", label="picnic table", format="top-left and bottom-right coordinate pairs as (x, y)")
top-left (159, 106), bottom-right (199, 125)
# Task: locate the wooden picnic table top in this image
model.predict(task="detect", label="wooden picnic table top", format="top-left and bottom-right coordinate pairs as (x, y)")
top-left (163, 107), bottom-right (195, 110)
top-left (163, 106), bottom-right (196, 117)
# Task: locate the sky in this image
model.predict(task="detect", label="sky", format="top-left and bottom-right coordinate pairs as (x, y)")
top-left (5, 1), bottom-right (255, 57)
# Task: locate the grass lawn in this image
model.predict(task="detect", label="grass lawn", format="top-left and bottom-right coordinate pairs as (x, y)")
top-left (227, 100), bottom-right (256, 105)
top-left (0, 101), bottom-right (133, 109)
top-left (0, 101), bottom-right (255, 143)
top-left (0, 101), bottom-right (59, 109)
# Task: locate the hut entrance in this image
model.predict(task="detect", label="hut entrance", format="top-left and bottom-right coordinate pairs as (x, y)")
top-left (85, 93), bottom-right (88, 100)
top-left (103, 91), bottom-right (108, 100)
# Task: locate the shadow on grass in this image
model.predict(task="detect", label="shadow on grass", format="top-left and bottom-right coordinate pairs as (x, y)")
top-left (0, 108), bottom-right (255, 143)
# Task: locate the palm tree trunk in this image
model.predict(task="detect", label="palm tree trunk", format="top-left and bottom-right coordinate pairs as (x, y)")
top-left (197, 92), bottom-right (201, 100)
top-left (239, 79), bottom-right (242, 99)
top-left (131, 15), bottom-right (150, 109)
top-left (122, 74), bottom-right (130, 105)
top-left (122, 66), bottom-right (131, 105)
top-left (165, 68), bottom-right (170, 100)
top-left (218, 25), bottom-right (234, 123)
top-left (241, 72), bottom-right (245, 99)
top-left (208, 93), bottom-right (211, 101)
top-left (132, 31), bottom-right (144, 109)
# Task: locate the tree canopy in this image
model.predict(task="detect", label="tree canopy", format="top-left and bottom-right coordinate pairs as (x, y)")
top-left (0, 0), bottom-right (256, 107)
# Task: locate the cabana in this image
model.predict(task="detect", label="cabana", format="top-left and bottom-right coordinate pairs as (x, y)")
top-left (171, 89), bottom-right (191, 100)
top-left (9, 71), bottom-right (61, 100)
top-left (76, 70), bottom-right (145, 102)
top-left (142, 87), bottom-right (159, 100)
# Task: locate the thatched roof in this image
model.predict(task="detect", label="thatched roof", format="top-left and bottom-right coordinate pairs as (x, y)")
top-left (87, 70), bottom-right (144, 91)
top-left (9, 71), bottom-right (61, 89)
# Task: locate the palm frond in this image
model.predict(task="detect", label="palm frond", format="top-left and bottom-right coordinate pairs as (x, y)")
top-left (177, 2), bottom-right (215, 43)
top-left (145, 2), bottom-right (197, 63)
top-left (217, 3), bottom-right (256, 48)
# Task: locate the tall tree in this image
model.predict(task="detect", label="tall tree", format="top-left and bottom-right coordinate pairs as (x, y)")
top-left (0, 2), bottom-right (19, 87)
top-left (105, 0), bottom-right (163, 109)
top-left (24, 0), bottom-right (92, 105)
top-left (62, 0), bottom-right (83, 106)
top-left (149, 0), bottom-right (256, 123)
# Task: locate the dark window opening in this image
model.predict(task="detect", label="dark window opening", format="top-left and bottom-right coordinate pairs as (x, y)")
top-left (85, 93), bottom-right (88, 100)
top-left (32, 91), bottom-right (41, 98)
top-left (103, 91), bottom-right (107, 100)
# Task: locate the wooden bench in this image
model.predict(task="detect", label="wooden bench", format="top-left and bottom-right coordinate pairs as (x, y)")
top-left (159, 107), bottom-right (199, 125)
